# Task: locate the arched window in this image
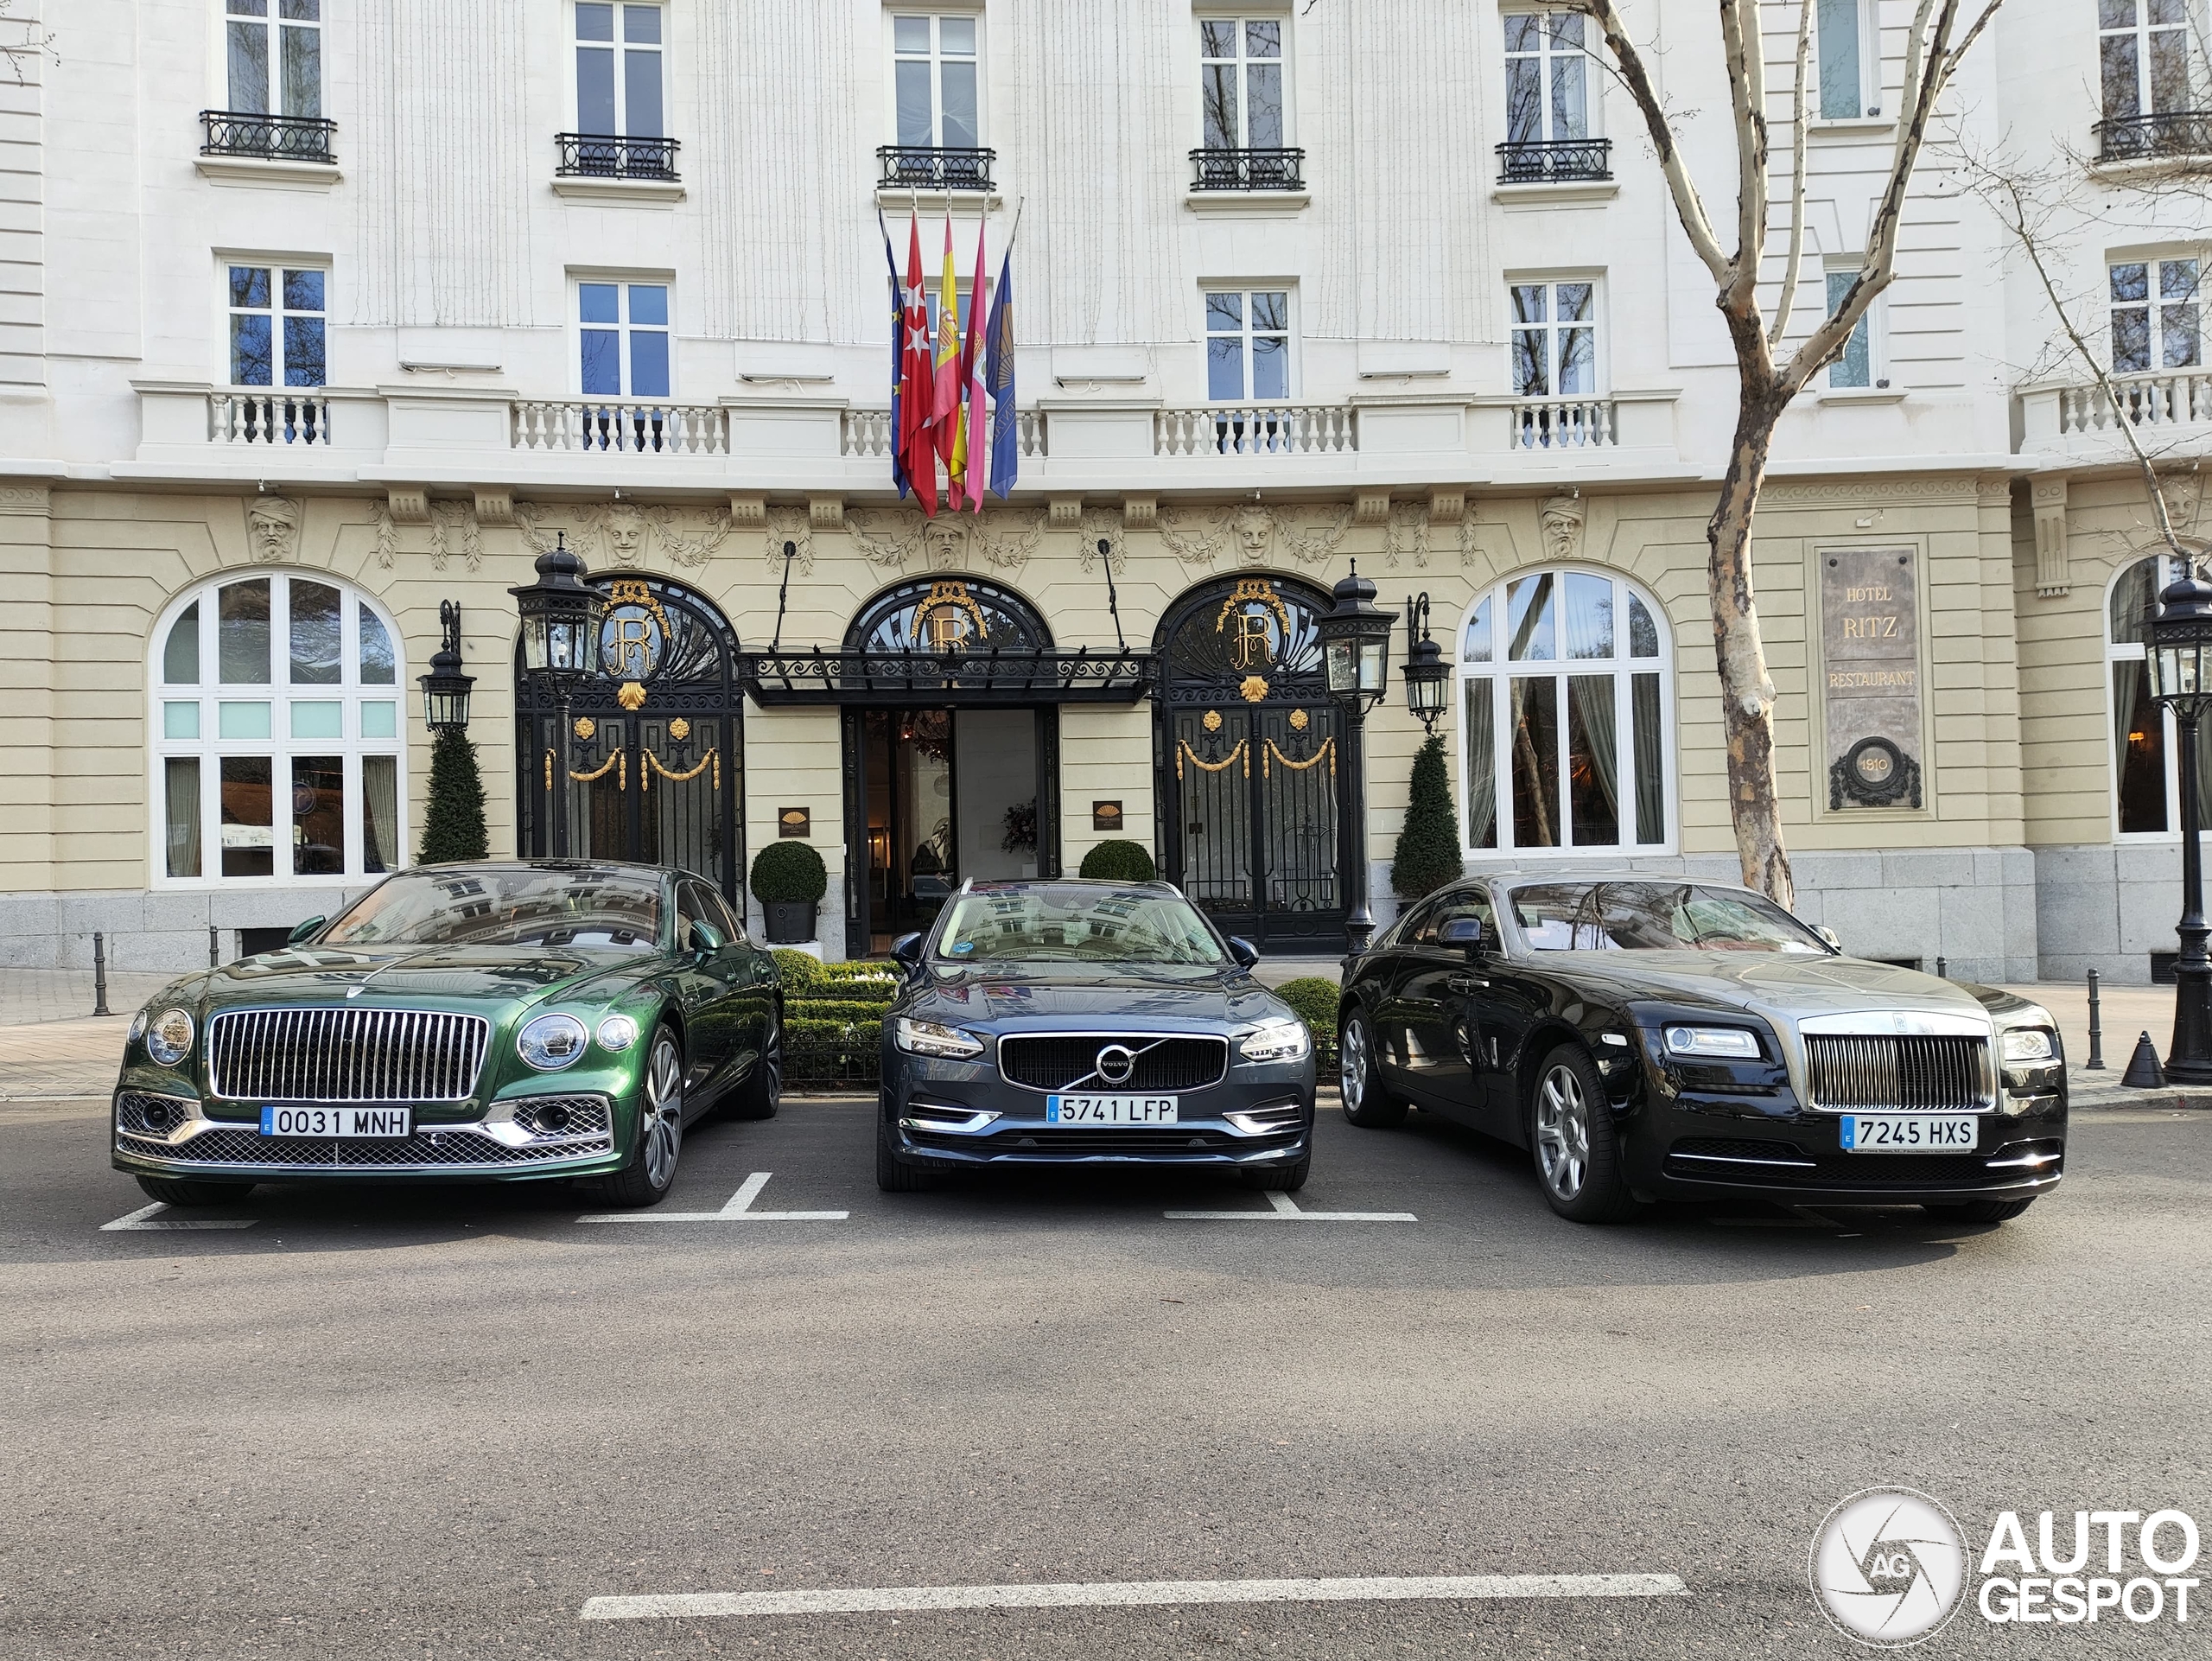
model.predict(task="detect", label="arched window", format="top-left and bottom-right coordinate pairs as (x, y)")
top-left (844, 576), bottom-right (1052, 654)
top-left (2107, 552), bottom-right (2208, 836)
top-left (150, 573), bottom-right (406, 885)
top-left (1458, 568), bottom-right (1672, 853)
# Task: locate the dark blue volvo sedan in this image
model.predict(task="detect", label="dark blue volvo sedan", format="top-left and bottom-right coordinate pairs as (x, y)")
top-left (874, 879), bottom-right (1317, 1192)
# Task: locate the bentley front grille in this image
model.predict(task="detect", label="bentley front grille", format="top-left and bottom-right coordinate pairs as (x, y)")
top-left (1805, 1034), bottom-right (1995, 1112)
top-left (998, 1034), bottom-right (1230, 1093)
top-left (115, 1094), bottom-right (613, 1171)
top-left (207, 1009), bottom-right (491, 1103)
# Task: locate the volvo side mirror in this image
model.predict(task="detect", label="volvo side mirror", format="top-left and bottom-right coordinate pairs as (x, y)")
top-left (688, 919), bottom-right (725, 956)
top-left (286, 915), bottom-right (326, 947)
top-left (1438, 916), bottom-right (1485, 956)
top-left (1227, 936), bottom-right (1261, 968)
top-left (891, 932), bottom-right (925, 970)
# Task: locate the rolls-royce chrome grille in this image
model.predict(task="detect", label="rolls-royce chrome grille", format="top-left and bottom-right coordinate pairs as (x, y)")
top-left (1805, 1034), bottom-right (1994, 1112)
top-left (207, 1009), bottom-right (490, 1103)
top-left (999, 1034), bottom-right (1230, 1093)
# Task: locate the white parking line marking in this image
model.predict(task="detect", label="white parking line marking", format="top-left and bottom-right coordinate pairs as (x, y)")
top-left (578, 1171), bottom-right (848, 1224)
top-left (580, 1572), bottom-right (1688, 1621)
top-left (99, 1202), bottom-right (255, 1231)
top-left (1164, 1190), bottom-right (1417, 1222)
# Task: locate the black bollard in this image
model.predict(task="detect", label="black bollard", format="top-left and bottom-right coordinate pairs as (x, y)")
top-left (2121, 1030), bottom-right (2166, 1089)
top-left (92, 932), bottom-right (111, 1017)
top-left (1936, 956), bottom-right (1948, 979)
top-left (2086, 969), bottom-right (2105, 1070)
top-left (208, 925), bottom-right (220, 968)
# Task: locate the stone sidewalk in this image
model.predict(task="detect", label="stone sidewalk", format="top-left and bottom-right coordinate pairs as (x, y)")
top-left (0, 969), bottom-right (175, 1030)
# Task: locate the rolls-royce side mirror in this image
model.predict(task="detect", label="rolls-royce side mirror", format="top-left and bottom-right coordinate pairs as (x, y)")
top-left (1438, 916), bottom-right (1485, 956)
top-left (1815, 925), bottom-right (1842, 953)
top-left (891, 932), bottom-right (925, 970)
top-left (286, 915), bottom-right (326, 947)
top-left (1227, 936), bottom-right (1261, 968)
top-left (687, 919), bottom-right (725, 956)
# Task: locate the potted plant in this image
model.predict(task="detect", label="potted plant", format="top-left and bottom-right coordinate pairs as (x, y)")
top-left (750, 841), bottom-right (828, 945)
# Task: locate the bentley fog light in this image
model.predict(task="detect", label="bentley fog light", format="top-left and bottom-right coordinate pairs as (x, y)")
top-left (146, 1008), bottom-right (194, 1068)
top-left (1238, 1019), bottom-right (1312, 1062)
top-left (1664, 1025), bottom-right (1761, 1060)
top-left (518, 1014), bottom-right (589, 1071)
top-left (2000, 1026), bottom-right (2056, 1062)
top-left (892, 1017), bottom-right (985, 1060)
top-left (596, 1014), bottom-right (639, 1053)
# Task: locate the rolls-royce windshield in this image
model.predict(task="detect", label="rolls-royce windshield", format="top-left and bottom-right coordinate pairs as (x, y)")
top-left (1509, 881), bottom-right (1830, 954)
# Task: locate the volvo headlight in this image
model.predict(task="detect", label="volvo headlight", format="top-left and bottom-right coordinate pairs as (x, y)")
top-left (2001, 1026), bottom-right (2056, 1062)
top-left (518, 1014), bottom-right (589, 1071)
top-left (146, 1008), bottom-right (194, 1068)
top-left (596, 1014), bottom-right (639, 1053)
top-left (1238, 1018), bottom-right (1312, 1062)
top-left (893, 1017), bottom-right (985, 1060)
top-left (1664, 1025), bottom-right (1762, 1060)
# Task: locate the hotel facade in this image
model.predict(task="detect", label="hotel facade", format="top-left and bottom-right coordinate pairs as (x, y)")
top-left (3, 0), bottom-right (2209, 980)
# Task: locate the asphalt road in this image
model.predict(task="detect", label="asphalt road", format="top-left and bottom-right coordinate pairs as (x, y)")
top-left (3, 1081), bottom-right (2208, 1660)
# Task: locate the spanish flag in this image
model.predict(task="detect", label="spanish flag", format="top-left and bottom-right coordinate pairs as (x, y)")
top-left (933, 215), bottom-right (965, 505)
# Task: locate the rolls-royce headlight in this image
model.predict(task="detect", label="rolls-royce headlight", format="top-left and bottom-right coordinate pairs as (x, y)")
top-left (2001, 1027), bottom-right (2056, 1062)
top-left (893, 1017), bottom-right (985, 1060)
top-left (146, 1008), bottom-right (194, 1068)
top-left (1238, 1019), bottom-right (1312, 1062)
top-left (518, 1014), bottom-right (589, 1071)
top-left (596, 1014), bottom-right (639, 1053)
top-left (1664, 1025), bottom-right (1762, 1060)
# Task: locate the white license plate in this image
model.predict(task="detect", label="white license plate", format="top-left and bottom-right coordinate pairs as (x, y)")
top-left (1046, 1094), bottom-right (1179, 1124)
top-left (258, 1105), bottom-right (413, 1139)
top-left (1840, 1113), bottom-right (1978, 1152)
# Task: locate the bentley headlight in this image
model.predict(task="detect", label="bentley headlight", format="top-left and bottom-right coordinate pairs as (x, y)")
top-left (1238, 1018), bottom-right (1312, 1062)
top-left (893, 1017), bottom-right (985, 1060)
top-left (1664, 1025), bottom-right (1762, 1060)
top-left (518, 1014), bottom-right (589, 1072)
top-left (127, 1008), bottom-right (149, 1044)
top-left (146, 1008), bottom-right (194, 1068)
top-left (2001, 1026), bottom-right (2056, 1062)
top-left (596, 1014), bottom-right (639, 1053)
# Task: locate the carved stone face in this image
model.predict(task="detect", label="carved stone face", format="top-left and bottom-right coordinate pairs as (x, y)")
top-left (1230, 506), bottom-right (1274, 564)
top-left (604, 504), bottom-right (647, 565)
top-left (924, 520), bottom-right (969, 570)
top-left (247, 496), bottom-right (298, 563)
top-left (1540, 499), bottom-right (1584, 563)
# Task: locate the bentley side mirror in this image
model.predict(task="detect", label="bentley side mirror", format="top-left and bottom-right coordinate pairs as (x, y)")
top-left (1815, 925), bottom-right (1843, 953)
top-left (1438, 916), bottom-right (1485, 956)
top-left (688, 919), bottom-right (725, 956)
top-left (1227, 936), bottom-right (1261, 968)
top-left (286, 915), bottom-right (326, 947)
top-left (890, 932), bottom-right (925, 971)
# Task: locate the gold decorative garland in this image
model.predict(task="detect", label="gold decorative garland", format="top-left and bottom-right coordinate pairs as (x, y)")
top-left (1176, 739), bottom-right (1249, 780)
top-left (1262, 736), bottom-right (1336, 779)
top-left (643, 748), bottom-right (720, 792)
top-left (569, 751), bottom-right (626, 789)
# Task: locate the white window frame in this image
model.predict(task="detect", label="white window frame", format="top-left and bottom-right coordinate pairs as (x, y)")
top-left (1196, 12), bottom-right (1294, 150)
top-left (888, 11), bottom-right (985, 150)
top-left (571, 272), bottom-right (675, 400)
top-left (1813, 0), bottom-right (1880, 121)
top-left (1507, 274), bottom-right (1606, 398)
top-left (2098, 0), bottom-right (2196, 119)
top-left (1501, 10), bottom-right (1599, 144)
top-left (1201, 284), bottom-right (1297, 403)
top-left (219, 0), bottom-right (324, 118)
top-left (1456, 567), bottom-right (1675, 858)
top-left (148, 572), bottom-right (408, 891)
top-left (222, 257), bottom-right (329, 391)
top-left (569, 1), bottom-right (667, 137)
top-left (1823, 261), bottom-right (1885, 389)
top-left (2106, 551), bottom-right (2201, 841)
top-left (2108, 253), bottom-right (2203, 374)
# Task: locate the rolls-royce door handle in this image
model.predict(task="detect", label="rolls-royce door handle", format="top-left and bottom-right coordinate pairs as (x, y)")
top-left (1446, 972), bottom-right (1490, 993)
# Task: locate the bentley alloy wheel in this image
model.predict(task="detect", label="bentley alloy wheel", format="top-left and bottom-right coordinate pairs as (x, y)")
top-left (640, 1029), bottom-right (684, 1190)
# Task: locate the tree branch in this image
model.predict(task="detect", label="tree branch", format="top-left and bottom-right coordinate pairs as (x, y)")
top-left (1717, 0), bottom-right (1770, 309)
top-left (1768, 0), bottom-right (1816, 347)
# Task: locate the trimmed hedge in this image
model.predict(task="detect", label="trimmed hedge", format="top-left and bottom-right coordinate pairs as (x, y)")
top-left (785, 998), bottom-right (894, 1025)
top-left (751, 839), bottom-right (829, 904)
top-left (771, 948), bottom-right (824, 993)
top-left (1274, 977), bottom-right (1343, 1069)
top-left (1078, 839), bottom-right (1157, 881)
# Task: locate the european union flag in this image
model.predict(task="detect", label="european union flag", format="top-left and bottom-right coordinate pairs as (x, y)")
top-left (986, 247), bottom-right (1017, 500)
top-left (880, 214), bottom-right (909, 500)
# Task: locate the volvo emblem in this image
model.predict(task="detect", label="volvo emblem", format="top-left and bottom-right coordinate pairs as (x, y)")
top-left (1096, 1044), bottom-right (1136, 1086)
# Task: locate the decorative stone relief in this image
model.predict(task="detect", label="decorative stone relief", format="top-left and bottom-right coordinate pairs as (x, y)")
top-left (246, 494), bottom-right (302, 563)
top-left (646, 505), bottom-right (734, 569)
top-left (427, 500), bottom-right (482, 571)
top-left (473, 489), bottom-right (515, 527)
top-left (1077, 507), bottom-right (1126, 575)
top-left (1157, 501), bottom-right (1356, 570)
top-left (514, 500), bottom-right (734, 570)
top-left (1383, 500), bottom-right (1431, 568)
top-left (1539, 495), bottom-right (1586, 563)
top-left (2031, 478), bottom-right (2069, 597)
top-left (763, 508), bottom-right (813, 576)
top-left (372, 500), bottom-right (398, 569)
top-left (847, 510), bottom-right (1046, 574)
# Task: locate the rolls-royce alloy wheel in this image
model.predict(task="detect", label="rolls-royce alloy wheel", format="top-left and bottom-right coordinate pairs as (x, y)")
top-left (1338, 1010), bottom-right (1406, 1129)
top-left (1529, 1045), bottom-right (1638, 1223)
top-left (601, 1026), bottom-right (683, 1207)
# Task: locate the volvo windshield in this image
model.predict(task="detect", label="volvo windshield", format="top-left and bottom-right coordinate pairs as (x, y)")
top-left (934, 885), bottom-right (1227, 965)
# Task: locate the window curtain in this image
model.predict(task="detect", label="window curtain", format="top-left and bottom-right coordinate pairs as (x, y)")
top-left (1569, 674), bottom-right (1618, 843)
top-left (165, 758), bottom-right (202, 879)
top-left (1632, 672), bottom-right (1665, 843)
top-left (1465, 679), bottom-right (1497, 849)
top-left (363, 756), bottom-right (398, 874)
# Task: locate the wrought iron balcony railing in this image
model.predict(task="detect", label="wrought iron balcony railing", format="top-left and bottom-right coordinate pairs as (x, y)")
top-left (2093, 110), bottom-right (2212, 162)
top-left (876, 145), bottom-right (995, 192)
top-left (200, 110), bottom-right (337, 164)
top-left (1188, 147), bottom-right (1306, 190)
top-left (1496, 137), bottom-right (1613, 185)
top-left (555, 132), bottom-right (681, 181)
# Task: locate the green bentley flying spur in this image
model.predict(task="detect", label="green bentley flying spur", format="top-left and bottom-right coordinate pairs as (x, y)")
top-left (111, 862), bottom-right (782, 1208)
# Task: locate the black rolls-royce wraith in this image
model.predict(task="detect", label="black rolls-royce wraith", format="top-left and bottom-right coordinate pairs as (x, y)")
top-left (1338, 875), bottom-right (2066, 1224)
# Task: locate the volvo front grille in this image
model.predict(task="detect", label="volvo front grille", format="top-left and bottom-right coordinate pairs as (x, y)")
top-left (207, 1009), bottom-right (491, 1102)
top-left (1805, 1034), bottom-right (1994, 1112)
top-left (998, 1034), bottom-right (1230, 1092)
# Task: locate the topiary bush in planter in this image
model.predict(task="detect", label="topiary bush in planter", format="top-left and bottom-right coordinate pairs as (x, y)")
top-left (1274, 977), bottom-right (1343, 1070)
top-left (419, 728), bottom-right (489, 864)
top-left (1078, 839), bottom-right (1157, 881)
top-left (751, 841), bottom-right (829, 945)
top-left (1390, 733), bottom-right (1462, 902)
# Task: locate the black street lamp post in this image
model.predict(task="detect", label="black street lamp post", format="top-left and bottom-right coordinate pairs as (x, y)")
top-left (1317, 562), bottom-right (1394, 951)
top-left (1401, 592), bottom-right (1450, 732)
top-left (2148, 564), bottom-right (2212, 1083)
top-left (508, 533), bottom-right (603, 858)
top-left (417, 601), bottom-right (475, 733)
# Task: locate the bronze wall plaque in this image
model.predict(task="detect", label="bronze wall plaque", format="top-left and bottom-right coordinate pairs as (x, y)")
top-left (1819, 548), bottom-right (1923, 809)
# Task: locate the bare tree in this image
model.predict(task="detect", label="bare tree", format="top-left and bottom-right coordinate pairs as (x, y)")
top-left (1568, 0), bottom-right (2002, 905)
top-left (0, 1), bottom-right (54, 88)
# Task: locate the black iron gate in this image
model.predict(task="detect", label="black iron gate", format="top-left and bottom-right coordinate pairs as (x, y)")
top-left (1155, 575), bottom-right (1345, 950)
top-left (517, 575), bottom-right (744, 901)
